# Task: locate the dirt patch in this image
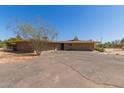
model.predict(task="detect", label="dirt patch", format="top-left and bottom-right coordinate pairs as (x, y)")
top-left (94, 48), bottom-right (124, 56)
top-left (104, 48), bottom-right (124, 56)
top-left (0, 48), bottom-right (37, 64)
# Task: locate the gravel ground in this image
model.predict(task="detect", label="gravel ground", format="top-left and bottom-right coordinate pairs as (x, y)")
top-left (0, 51), bottom-right (124, 88)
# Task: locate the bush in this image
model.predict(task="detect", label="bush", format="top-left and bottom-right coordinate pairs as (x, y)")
top-left (0, 42), bottom-right (5, 48)
top-left (122, 47), bottom-right (124, 50)
top-left (95, 47), bottom-right (104, 52)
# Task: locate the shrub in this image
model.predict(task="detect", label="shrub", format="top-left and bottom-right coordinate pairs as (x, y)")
top-left (95, 47), bottom-right (104, 52)
top-left (122, 47), bottom-right (124, 50)
top-left (0, 42), bottom-right (5, 48)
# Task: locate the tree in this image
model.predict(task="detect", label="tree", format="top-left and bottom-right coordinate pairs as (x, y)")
top-left (4, 35), bottom-right (22, 44)
top-left (121, 38), bottom-right (124, 43)
top-left (0, 40), bottom-right (6, 48)
top-left (8, 18), bottom-right (58, 55)
top-left (121, 38), bottom-right (124, 45)
top-left (103, 40), bottom-right (122, 48)
top-left (104, 42), bottom-right (111, 48)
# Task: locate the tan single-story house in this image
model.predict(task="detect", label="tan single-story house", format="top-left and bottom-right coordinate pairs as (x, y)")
top-left (56, 40), bottom-right (96, 51)
top-left (6, 37), bottom-right (97, 52)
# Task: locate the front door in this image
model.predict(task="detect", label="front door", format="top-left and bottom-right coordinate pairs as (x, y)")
top-left (61, 43), bottom-right (64, 50)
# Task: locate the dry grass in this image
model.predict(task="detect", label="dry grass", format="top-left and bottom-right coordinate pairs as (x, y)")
top-left (100, 48), bottom-right (124, 56)
top-left (0, 48), bottom-right (37, 64)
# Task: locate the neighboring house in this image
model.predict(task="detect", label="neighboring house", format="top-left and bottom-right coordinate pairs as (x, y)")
top-left (6, 37), bottom-right (97, 52)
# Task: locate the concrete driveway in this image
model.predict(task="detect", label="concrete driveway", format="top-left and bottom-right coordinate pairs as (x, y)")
top-left (0, 51), bottom-right (124, 88)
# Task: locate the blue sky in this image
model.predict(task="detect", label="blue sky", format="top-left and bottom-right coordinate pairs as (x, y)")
top-left (0, 5), bottom-right (124, 42)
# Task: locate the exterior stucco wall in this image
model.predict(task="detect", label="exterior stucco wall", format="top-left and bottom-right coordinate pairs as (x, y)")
top-left (15, 41), bottom-right (95, 52)
top-left (16, 42), bottom-right (34, 52)
top-left (44, 43), bottom-right (57, 50)
top-left (16, 42), bottom-right (57, 52)
top-left (63, 43), bottom-right (95, 51)
top-left (56, 44), bottom-right (61, 50)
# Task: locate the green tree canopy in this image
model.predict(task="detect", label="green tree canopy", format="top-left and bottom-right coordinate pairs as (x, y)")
top-left (4, 35), bottom-right (22, 44)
